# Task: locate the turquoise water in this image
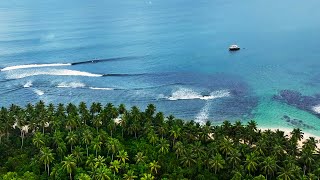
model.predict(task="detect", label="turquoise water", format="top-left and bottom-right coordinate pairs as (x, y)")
top-left (1, 0), bottom-right (320, 135)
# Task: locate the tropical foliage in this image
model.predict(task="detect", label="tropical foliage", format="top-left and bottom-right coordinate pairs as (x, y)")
top-left (0, 102), bottom-right (319, 180)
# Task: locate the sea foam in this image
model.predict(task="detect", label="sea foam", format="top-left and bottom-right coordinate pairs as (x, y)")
top-left (57, 82), bottom-right (86, 88)
top-left (167, 88), bottom-right (230, 101)
top-left (89, 87), bottom-right (114, 90)
top-left (23, 81), bottom-right (33, 88)
top-left (0, 63), bottom-right (71, 71)
top-left (5, 69), bottom-right (102, 79)
top-left (312, 105), bottom-right (320, 114)
top-left (33, 89), bottom-right (44, 96)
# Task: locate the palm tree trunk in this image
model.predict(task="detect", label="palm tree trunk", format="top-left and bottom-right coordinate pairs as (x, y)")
top-left (20, 131), bottom-right (24, 150)
top-left (69, 172), bottom-right (72, 180)
top-left (86, 144), bottom-right (89, 157)
top-left (48, 164), bottom-right (50, 176)
top-left (42, 126), bottom-right (45, 134)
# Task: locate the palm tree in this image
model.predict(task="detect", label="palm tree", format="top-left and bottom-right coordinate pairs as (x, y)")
top-left (117, 150), bottom-right (129, 164)
top-left (219, 138), bottom-right (234, 157)
top-left (118, 104), bottom-right (127, 115)
top-left (57, 142), bottom-right (67, 159)
top-left (82, 128), bottom-right (93, 156)
top-left (72, 146), bottom-right (84, 165)
top-left (170, 125), bottom-right (181, 146)
top-left (173, 141), bottom-right (185, 158)
top-left (95, 166), bottom-right (112, 180)
top-left (94, 155), bottom-right (106, 168)
top-left (92, 138), bottom-right (103, 157)
top-left (291, 128), bottom-right (304, 141)
top-left (140, 173), bottom-right (154, 180)
top-left (85, 154), bottom-right (95, 171)
top-left (123, 170), bottom-right (137, 180)
top-left (301, 149), bottom-right (315, 175)
top-left (157, 138), bottom-right (170, 155)
top-left (260, 156), bottom-right (278, 179)
top-left (106, 138), bottom-right (120, 161)
top-left (180, 151), bottom-right (196, 168)
top-left (40, 147), bottom-right (55, 176)
top-left (277, 165), bottom-right (295, 180)
top-left (33, 132), bottom-right (45, 149)
top-left (135, 152), bottom-right (147, 164)
top-left (227, 150), bottom-right (241, 169)
top-left (147, 131), bottom-right (158, 146)
top-left (110, 160), bottom-right (121, 176)
top-left (149, 160), bottom-right (161, 174)
top-left (208, 153), bottom-right (225, 174)
top-left (66, 131), bottom-right (78, 151)
top-left (245, 152), bottom-right (259, 175)
top-left (62, 155), bottom-right (77, 180)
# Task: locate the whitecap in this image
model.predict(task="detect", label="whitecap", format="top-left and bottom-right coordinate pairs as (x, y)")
top-left (6, 69), bottom-right (102, 79)
top-left (195, 103), bottom-right (211, 125)
top-left (89, 87), bottom-right (114, 90)
top-left (0, 63), bottom-right (71, 71)
top-left (167, 88), bottom-right (230, 101)
top-left (23, 81), bottom-right (33, 88)
top-left (33, 89), bottom-right (44, 96)
top-left (312, 105), bottom-right (320, 114)
top-left (57, 82), bottom-right (86, 88)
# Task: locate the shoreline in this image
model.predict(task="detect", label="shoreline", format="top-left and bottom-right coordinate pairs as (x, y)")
top-left (259, 126), bottom-right (320, 148)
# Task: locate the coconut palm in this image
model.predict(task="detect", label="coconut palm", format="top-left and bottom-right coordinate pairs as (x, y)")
top-left (82, 128), bottom-right (93, 156)
top-left (208, 153), bottom-right (225, 174)
top-left (149, 160), bottom-right (161, 174)
top-left (110, 160), bottom-right (121, 176)
top-left (117, 150), bottom-right (129, 164)
top-left (157, 138), bottom-right (170, 155)
top-left (62, 155), bottom-right (77, 180)
top-left (123, 170), bottom-right (137, 180)
top-left (33, 132), bottom-right (45, 149)
top-left (260, 156), bottom-right (278, 179)
top-left (245, 152), bottom-right (259, 175)
top-left (173, 141), bottom-right (185, 158)
top-left (40, 147), bottom-right (55, 176)
top-left (92, 138), bottom-right (103, 157)
top-left (66, 131), bottom-right (78, 151)
top-left (95, 166), bottom-right (112, 180)
top-left (140, 173), bottom-right (154, 180)
top-left (135, 152), bottom-right (147, 164)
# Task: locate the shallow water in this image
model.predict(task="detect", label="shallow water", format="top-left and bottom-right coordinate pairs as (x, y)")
top-left (1, 0), bottom-right (320, 135)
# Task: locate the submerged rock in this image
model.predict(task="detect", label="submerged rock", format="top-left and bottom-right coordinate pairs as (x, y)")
top-left (273, 90), bottom-right (320, 118)
top-left (281, 115), bottom-right (316, 130)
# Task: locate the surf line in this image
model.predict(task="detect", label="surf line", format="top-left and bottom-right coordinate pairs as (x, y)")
top-left (0, 56), bottom-right (145, 72)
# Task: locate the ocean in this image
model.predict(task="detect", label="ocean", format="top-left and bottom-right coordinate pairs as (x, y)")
top-left (1, 0), bottom-right (320, 135)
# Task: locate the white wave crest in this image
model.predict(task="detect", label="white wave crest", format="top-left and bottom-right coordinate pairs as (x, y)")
top-left (167, 88), bottom-right (230, 101)
top-left (5, 69), bottom-right (102, 79)
top-left (57, 82), bottom-right (86, 88)
top-left (23, 81), bottom-right (33, 88)
top-left (195, 103), bottom-right (210, 125)
top-left (312, 105), bottom-right (320, 114)
top-left (89, 87), bottom-right (114, 90)
top-left (1, 63), bottom-right (71, 71)
top-left (33, 89), bottom-right (44, 96)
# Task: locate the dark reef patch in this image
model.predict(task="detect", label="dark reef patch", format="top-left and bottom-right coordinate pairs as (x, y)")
top-left (273, 90), bottom-right (320, 118)
top-left (282, 115), bottom-right (316, 130)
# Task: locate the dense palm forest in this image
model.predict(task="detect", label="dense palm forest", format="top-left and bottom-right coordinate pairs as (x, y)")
top-left (0, 101), bottom-right (319, 180)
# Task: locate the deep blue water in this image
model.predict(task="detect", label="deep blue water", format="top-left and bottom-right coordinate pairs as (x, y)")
top-left (1, 0), bottom-right (320, 134)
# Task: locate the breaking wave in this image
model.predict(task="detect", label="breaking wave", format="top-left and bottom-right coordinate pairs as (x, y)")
top-left (0, 56), bottom-right (144, 72)
top-left (89, 87), bottom-right (115, 90)
top-left (164, 88), bottom-right (230, 101)
top-left (33, 89), bottom-right (44, 96)
top-left (23, 81), bottom-right (33, 88)
top-left (195, 103), bottom-right (211, 125)
top-left (0, 63), bottom-right (71, 71)
top-left (312, 105), bottom-right (320, 114)
top-left (57, 82), bottom-right (86, 88)
top-left (5, 69), bottom-right (103, 79)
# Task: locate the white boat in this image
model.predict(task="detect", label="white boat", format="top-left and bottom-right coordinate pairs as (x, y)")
top-left (229, 44), bottom-right (240, 51)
